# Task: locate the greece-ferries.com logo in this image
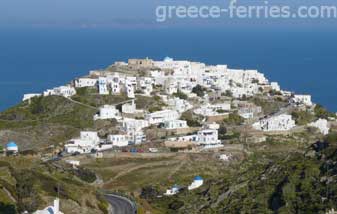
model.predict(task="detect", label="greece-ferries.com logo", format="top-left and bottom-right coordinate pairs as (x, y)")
top-left (155, 0), bottom-right (337, 22)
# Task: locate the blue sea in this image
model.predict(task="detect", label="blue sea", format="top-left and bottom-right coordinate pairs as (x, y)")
top-left (0, 26), bottom-right (337, 111)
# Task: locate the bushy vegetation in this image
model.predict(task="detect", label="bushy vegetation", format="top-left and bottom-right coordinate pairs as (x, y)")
top-left (180, 111), bottom-right (202, 127)
top-left (291, 110), bottom-right (315, 125)
top-left (314, 104), bottom-right (335, 119)
top-left (251, 97), bottom-right (287, 115)
top-left (0, 157), bottom-right (108, 214)
top-left (173, 90), bottom-right (188, 100)
top-left (149, 140), bottom-right (337, 213)
top-left (136, 95), bottom-right (167, 113)
top-left (192, 85), bottom-right (206, 97)
top-left (223, 113), bottom-right (244, 126)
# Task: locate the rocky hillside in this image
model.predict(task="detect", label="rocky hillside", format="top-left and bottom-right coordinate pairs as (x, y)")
top-left (0, 156), bottom-right (108, 214)
top-left (0, 92), bottom-right (126, 151)
top-left (146, 133), bottom-right (337, 214)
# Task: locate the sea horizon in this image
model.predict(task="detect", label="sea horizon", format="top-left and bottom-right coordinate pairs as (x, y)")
top-left (1, 26), bottom-right (337, 112)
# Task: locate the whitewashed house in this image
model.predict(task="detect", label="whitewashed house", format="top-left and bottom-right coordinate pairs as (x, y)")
top-left (292, 95), bottom-right (313, 106)
top-left (43, 86), bottom-right (76, 98)
top-left (270, 82), bottom-right (281, 91)
top-left (309, 119), bottom-right (330, 135)
top-left (138, 77), bottom-right (153, 96)
top-left (166, 97), bottom-right (193, 113)
top-left (98, 77), bottom-right (109, 95)
top-left (122, 118), bottom-right (149, 144)
top-left (197, 129), bottom-right (221, 147)
top-left (74, 78), bottom-right (97, 88)
top-left (238, 105), bottom-right (262, 119)
top-left (110, 75), bottom-right (121, 94)
top-left (194, 103), bottom-right (230, 117)
top-left (188, 176), bottom-right (204, 190)
top-left (146, 110), bottom-right (180, 124)
top-left (164, 78), bottom-right (178, 95)
top-left (125, 80), bottom-right (135, 98)
top-left (122, 100), bottom-right (143, 114)
top-left (22, 93), bottom-right (41, 101)
top-left (34, 198), bottom-right (64, 214)
top-left (253, 114), bottom-right (296, 131)
top-left (164, 120), bottom-right (188, 130)
top-left (164, 185), bottom-right (180, 196)
top-left (107, 134), bottom-right (129, 147)
top-left (94, 105), bottom-right (121, 120)
top-left (64, 131), bottom-right (100, 154)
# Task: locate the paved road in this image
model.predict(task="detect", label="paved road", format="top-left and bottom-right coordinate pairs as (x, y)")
top-left (105, 194), bottom-right (137, 214)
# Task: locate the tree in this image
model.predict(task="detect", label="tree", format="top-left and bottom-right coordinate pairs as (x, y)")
top-left (192, 85), bottom-right (205, 97)
top-left (173, 90), bottom-right (188, 100)
top-left (314, 104), bottom-right (334, 119)
top-left (223, 113), bottom-right (244, 126)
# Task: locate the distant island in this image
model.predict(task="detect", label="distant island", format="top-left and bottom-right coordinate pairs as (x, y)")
top-left (0, 57), bottom-right (337, 214)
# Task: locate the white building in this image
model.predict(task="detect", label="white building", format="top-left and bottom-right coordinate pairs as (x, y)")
top-left (98, 77), bottom-right (109, 95)
top-left (6, 142), bottom-right (18, 155)
top-left (110, 75), bottom-right (121, 94)
top-left (34, 198), bottom-right (63, 214)
top-left (238, 105), bottom-right (262, 119)
top-left (292, 95), bottom-right (313, 106)
top-left (309, 118), bottom-right (330, 135)
top-left (138, 77), bottom-right (153, 96)
top-left (125, 83), bottom-right (135, 98)
top-left (65, 160), bottom-right (80, 167)
top-left (194, 103), bottom-right (230, 117)
top-left (253, 114), bottom-right (296, 132)
top-left (94, 105), bottom-right (121, 120)
top-left (188, 176), bottom-right (204, 190)
top-left (197, 129), bottom-right (221, 146)
top-left (219, 154), bottom-right (232, 161)
top-left (22, 93), bottom-right (41, 101)
top-left (122, 100), bottom-right (143, 114)
top-left (270, 82), bottom-right (281, 91)
top-left (146, 110), bottom-right (180, 124)
top-left (166, 98), bottom-right (193, 113)
top-left (164, 78), bottom-right (178, 95)
top-left (74, 78), bottom-right (97, 88)
top-left (164, 185), bottom-right (180, 196)
top-left (107, 134), bottom-right (129, 147)
top-left (164, 120), bottom-right (188, 130)
top-left (43, 86), bottom-right (76, 98)
top-left (64, 131), bottom-right (100, 154)
top-left (122, 118), bottom-right (149, 145)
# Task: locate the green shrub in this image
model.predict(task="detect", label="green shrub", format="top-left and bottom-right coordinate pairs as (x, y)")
top-left (223, 113), bottom-right (244, 126)
top-left (291, 110), bottom-right (315, 125)
top-left (192, 85), bottom-right (206, 97)
top-left (173, 90), bottom-right (188, 100)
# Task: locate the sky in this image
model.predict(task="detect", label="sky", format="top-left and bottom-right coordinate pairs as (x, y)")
top-left (1, 0), bottom-right (337, 28)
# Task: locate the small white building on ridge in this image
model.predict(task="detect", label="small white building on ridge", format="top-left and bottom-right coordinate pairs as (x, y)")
top-left (309, 118), bottom-right (330, 135)
top-left (164, 120), bottom-right (188, 130)
top-left (188, 176), bottom-right (204, 190)
top-left (146, 110), bottom-right (180, 124)
top-left (94, 105), bottom-right (121, 120)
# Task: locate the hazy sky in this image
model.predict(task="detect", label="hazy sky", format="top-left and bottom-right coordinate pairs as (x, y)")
top-left (1, 0), bottom-right (337, 28)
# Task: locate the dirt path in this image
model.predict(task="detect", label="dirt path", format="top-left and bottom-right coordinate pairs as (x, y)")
top-left (107, 160), bottom-right (180, 183)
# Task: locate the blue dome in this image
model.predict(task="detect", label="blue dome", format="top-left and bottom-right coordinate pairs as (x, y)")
top-left (7, 142), bottom-right (17, 148)
top-left (194, 176), bottom-right (203, 181)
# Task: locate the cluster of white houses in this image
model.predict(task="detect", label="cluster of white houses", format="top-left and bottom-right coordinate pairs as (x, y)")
top-left (23, 57), bottom-right (314, 109)
top-left (20, 57), bottom-right (333, 154)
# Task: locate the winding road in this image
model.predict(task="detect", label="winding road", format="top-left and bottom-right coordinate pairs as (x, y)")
top-left (105, 194), bottom-right (137, 214)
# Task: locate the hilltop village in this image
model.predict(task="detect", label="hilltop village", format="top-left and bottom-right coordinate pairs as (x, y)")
top-left (1, 57), bottom-right (337, 214)
top-left (20, 57), bottom-right (333, 155)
